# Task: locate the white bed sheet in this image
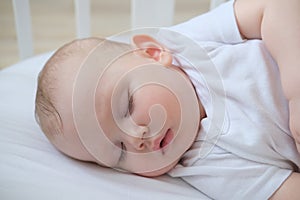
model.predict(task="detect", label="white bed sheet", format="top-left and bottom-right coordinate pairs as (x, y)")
top-left (0, 52), bottom-right (209, 200)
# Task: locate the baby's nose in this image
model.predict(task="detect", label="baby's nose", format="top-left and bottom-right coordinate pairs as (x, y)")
top-left (128, 125), bottom-right (149, 151)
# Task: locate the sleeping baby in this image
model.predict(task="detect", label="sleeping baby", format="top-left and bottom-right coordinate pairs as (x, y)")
top-left (35, 0), bottom-right (300, 199)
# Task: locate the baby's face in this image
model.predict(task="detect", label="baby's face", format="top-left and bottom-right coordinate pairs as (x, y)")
top-left (59, 38), bottom-right (201, 176)
top-left (89, 50), bottom-right (200, 176)
top-left (95, 53), bottom-right (184, 176)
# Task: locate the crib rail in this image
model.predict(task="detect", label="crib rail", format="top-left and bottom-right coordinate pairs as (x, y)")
top-left (12, 0), bottom-right (33, 60)
top-left (12, 0), bottom-right (227, 60)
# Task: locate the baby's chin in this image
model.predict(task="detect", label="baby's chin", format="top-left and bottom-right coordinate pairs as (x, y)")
top-left (133, 158), bottom-right (179, 177)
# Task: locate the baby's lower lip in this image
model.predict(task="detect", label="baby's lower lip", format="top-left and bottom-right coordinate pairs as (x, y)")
top-left (161, 129), bottom-right (174, 149)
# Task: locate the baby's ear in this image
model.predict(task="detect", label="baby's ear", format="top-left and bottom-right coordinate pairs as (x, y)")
top-left (132, 35), bottom-right (172, 67)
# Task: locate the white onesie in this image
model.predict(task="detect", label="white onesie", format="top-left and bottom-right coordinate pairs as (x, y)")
top-left (156, 1), bottom-right (300, 199)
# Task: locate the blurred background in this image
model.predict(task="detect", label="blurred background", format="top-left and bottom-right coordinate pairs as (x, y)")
top-left (0, 0), bottom-right (210, 70)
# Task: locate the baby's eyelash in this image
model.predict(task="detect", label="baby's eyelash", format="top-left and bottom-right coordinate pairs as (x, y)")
top-left (119, 142), bottom-right (126, 161)
top-left (127, 95), bottom-right (134, 115)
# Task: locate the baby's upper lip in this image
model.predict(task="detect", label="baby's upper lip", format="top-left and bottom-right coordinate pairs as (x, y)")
top-left (152, 129), bottom-right (172, 151)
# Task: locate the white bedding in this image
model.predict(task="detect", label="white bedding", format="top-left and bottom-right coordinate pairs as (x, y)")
top-left (0, 52), bottom-right (209, 199)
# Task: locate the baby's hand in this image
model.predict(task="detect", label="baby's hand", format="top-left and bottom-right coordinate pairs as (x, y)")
top-left (289, 98), bottom-right (300, 153)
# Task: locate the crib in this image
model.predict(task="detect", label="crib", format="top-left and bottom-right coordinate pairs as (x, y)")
top-left (12, 0), bottom-right (227, 59)
top-left (1, 1), bottom-right (227, 199)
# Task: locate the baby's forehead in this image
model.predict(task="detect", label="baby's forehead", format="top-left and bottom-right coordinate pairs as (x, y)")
top-left (55, 39), bottom-right (134, 99)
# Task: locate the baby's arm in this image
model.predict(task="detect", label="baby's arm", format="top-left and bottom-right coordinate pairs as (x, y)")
top-left (269, 172), bottom-right (300, 200)
top-left (235, 0), bottom-right (300, 198)
top-left (235, 0), bottom-right (300, 150)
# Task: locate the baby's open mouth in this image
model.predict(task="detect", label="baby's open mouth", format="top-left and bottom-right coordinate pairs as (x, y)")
top-left (160, 129), bottom-right (173, 148)
top-left (153, 129), bottom-right (174, 151)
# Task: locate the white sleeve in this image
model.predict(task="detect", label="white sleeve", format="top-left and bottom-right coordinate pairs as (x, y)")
top-left (168, 146), bottom-right (292, 199)
top-left (167, 0), bottom-right (244, 44)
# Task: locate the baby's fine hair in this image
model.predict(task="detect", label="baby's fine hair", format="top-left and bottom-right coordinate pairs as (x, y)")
top-left (35, 37), bottom-right (132, 141)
